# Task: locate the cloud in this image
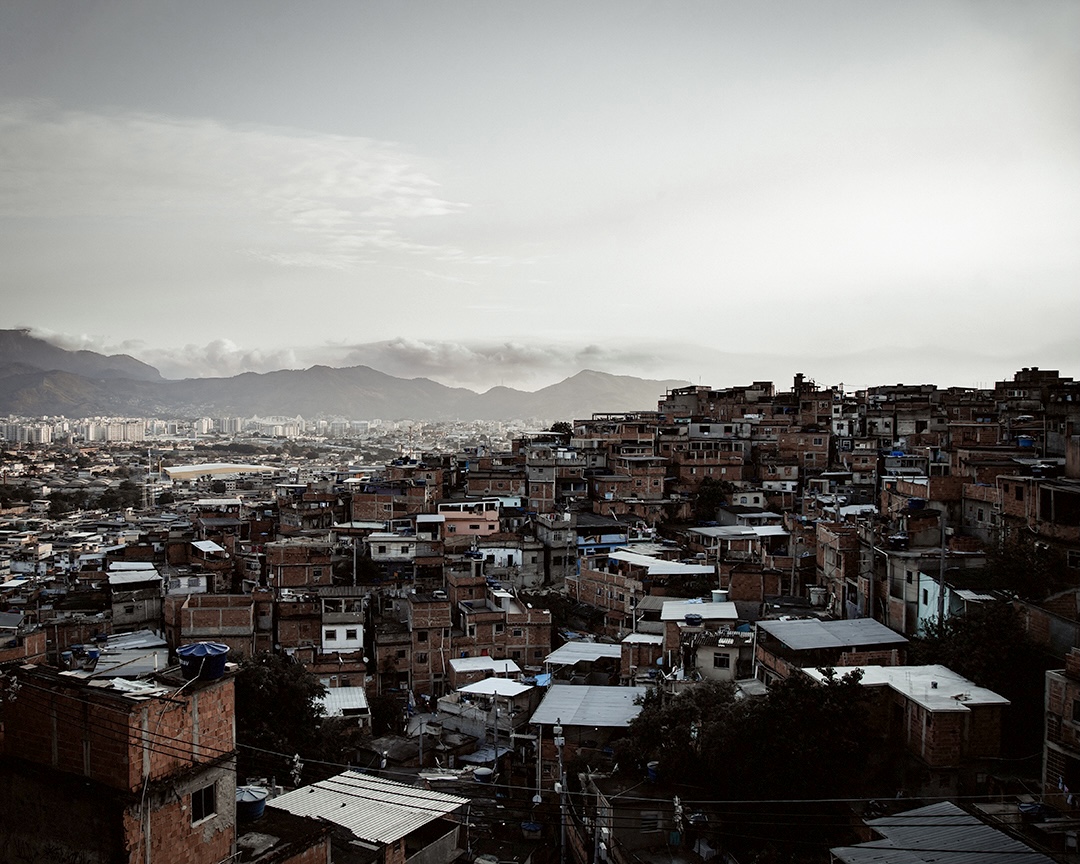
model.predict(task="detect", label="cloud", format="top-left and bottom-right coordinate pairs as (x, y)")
top-left (335, 338), bottom-right (673, 389)
top-left (0, 101), bottom-right (474, 269)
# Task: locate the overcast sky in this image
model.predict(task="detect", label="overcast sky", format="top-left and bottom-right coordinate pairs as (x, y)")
top-left (1, 1), bottom-right (1077, 391)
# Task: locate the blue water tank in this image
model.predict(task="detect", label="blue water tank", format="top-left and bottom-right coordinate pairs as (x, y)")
top-left (236, 786), bottom-right (269, 822)
top-left (177, 642), bottom-right (230, 680)
top-left (684, 614), bottom-right (703, 627)
top-left (1018, 436), bottom-right (1034, 448)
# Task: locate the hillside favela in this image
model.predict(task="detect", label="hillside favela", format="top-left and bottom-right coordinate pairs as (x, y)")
top-left (0, 330), bottom-right (1076, 863)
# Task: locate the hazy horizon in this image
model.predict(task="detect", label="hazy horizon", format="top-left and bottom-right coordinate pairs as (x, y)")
top-left (2, 2), bottom-right (1078, 392)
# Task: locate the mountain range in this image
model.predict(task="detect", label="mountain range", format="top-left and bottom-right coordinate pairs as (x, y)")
top-left (0, 330), bottom-right (686, 420)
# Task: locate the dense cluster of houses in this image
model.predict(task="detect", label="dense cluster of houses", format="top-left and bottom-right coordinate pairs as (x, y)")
top-left (0, 366), bottom-right (1078, 863)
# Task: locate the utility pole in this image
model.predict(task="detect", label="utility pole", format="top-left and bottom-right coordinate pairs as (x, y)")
top-left (554, 719), bottom-right (566, 864)
top-left (936, 509), bottom-right (948, 623)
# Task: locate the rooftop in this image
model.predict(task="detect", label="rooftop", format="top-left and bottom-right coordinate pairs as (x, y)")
top-left (530, 684), bottom-right (648, 728)
top-left (268, 771), bottom-right (467, 845)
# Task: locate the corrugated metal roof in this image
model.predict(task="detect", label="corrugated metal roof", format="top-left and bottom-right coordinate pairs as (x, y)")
top-left (832, 801), bottom-right (1055, 864)
top-left (530, 685), bottom-right (647, 728)
top-left (757, 618), bottom-right (908, 650)
top-left (107, 571), bottom-right (161, 586)
top-left (545, 642), bottom-right (622, 665)
top-left (607, 548), bottom-right (714, 575)
top-left (191, 539), bottom-right (226, 554)
top-left (449, 656), bottom-right (522, 674)
top-left (268, 771), bottom-right (467, 844)
top-left (318, 686), bottom-right (369, 716)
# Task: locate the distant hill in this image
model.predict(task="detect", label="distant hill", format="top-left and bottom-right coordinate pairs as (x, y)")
top-left (0, 329), bottom-right (162, 382)
top-left (0, 330), bottom-right (686, 419)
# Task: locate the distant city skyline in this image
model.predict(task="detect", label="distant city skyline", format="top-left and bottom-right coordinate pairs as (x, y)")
top-left (2, 1), bottom-right (1077, 391)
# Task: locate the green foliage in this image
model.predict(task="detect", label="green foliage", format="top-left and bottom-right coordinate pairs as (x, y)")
top-left (909, 600), bottom-right (1050, 756)
top-left (549, 421), bottom-right (573, 437)
top-left (367, 693), bottom-right (406, 737)
top-left (614, 670), bottom-right (872, 798)
top-left (984, 534), bottom-right (1068, 600)
top-left (694, 477), bottom-right (734, 521)
top-left (235, 652), bottom-right (354, 783)
top-left (47, 489), bottom-right (90, 515)
top-left (0, 484), bottom-right (34, 507)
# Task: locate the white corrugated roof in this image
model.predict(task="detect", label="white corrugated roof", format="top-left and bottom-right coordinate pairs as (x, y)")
top-left (448, 656), bottom-right (522, 675)
top-left (530, 684), bottom-right (647, 728)
top-left (191, 539), bottom-right (226, 554)
top-left (108, 571), bottom-right (161, 586)
top-left (955, 589), bottom-right (995, 601)
top-left (659, 601), bottom-right (738, 621)
top-left (457, 678), bottom-right (532, 697)
top-left (545, 642), bottom-right (622, 665)
top-left (268, 771), bottom-right (467, 844)
top-left (107, 561), bottom-right (157, 571)
top-left (318, 686), bottom-right (370, 717)
top-left (607, 548), bottom-right (714, 575)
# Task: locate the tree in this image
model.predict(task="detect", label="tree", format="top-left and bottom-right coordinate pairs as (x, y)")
top-left (693, 477), bottom-right (733, 522)
top-left (615, 671), bottom-right (872, 799)
top-left (234, 652), bottom-right (352, 784)
top-left (983, 533), bottom-right (1069, 601)
top-left (549, 421), bottom-right (573, 437)
top-left (909, 600), bottom-right (1050, 755)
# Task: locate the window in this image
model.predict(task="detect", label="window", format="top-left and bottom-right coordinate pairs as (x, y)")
top-left (377, 545), bottom-right (387, 554)
top-left (1068, 550), bottom-right (1080, 569)
top-left (467, 624), bottom-right (477, 637)
top-left (416, 652), bottom-right (428, 664)
top-left (1016, 486), bottom-right (1024, 501)
top-left (345, 629), bottom-right (358, 640)
top-left (396, 649), bottom-right (407, 658)
top-left (123, 605), bottom-right (135, 615)
top-left (312, 567), bottom-right (323, 578)
top-left (188, 577), bottom-right (201, 587)
top-left (494, 623), bottom-right (505, 634)
top-left (325, 629), bottom-right (338, 641)
top-left (511, 650), bottom-right (522, 660)
top-left (513, 628), bottom-right (523, 637)
top-left (813, 437), bottom-right (823, 446)
top-left (191, 783), bottom-right (216, 823)
top-left (922, 589), bottom-right (929, 606)
top-left (712, 653), bottom-right (730, 669)
top-left (641, 811), bottom-right (662, 832)
top-left (469, 524), bottom-right (480, 530)
top-left (417, 630), bottom-right (428, 643)
top-left (906, 572), bottom-right (913, 584)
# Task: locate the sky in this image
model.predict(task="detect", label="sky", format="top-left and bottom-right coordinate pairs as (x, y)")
top-left (1, 1), bottom-right (1077, 392)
